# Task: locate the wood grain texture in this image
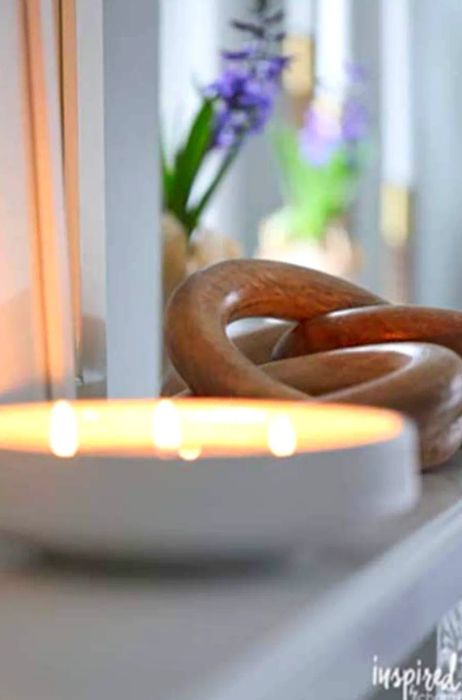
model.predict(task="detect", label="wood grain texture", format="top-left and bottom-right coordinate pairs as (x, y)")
top-left (273, 306), bottom-right (462, 360)
top-left (165, 260), bottom-right (385, 400)
top-left (262, 344), bottom-right (462, 467)
top-left (162, 323), bottom-right (292, 397)
top-left (165, 260), bottom-right (462, 469)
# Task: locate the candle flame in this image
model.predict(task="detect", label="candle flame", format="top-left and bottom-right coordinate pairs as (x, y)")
top-left (267, 414), bottom-right (298, 457)
top-left (49, 400), bottom-right (79, 458)
top-left (178, 446), bottom-right (202, 462)
top-left (152, 400), bottom-right (182, 451)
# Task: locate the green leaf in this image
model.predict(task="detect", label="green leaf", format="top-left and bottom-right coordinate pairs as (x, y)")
top-left (159, 136), bottom-right (173, 209)
top-left (184, 144), bottom-right (241, 234)
top-left (271, 122), bottom-right (364, 240)
top-left (167, 99), bottom-right (215, 222)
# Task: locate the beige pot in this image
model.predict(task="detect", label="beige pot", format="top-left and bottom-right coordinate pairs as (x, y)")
top-left (186, 227), bottom-right (242, 275)
top-left (162, 212), bottom-right (242, 305)
top-left (258, 210), bottom-right (361, 280)
top-left (162, 212), bottom-right (188, 304)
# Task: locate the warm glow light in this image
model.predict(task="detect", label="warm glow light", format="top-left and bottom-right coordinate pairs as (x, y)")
top-left (0, 399), bottom-right (405, 460)
top-left (267, 414), bottom-right (298, 457)
top-left (178, 446), bottom-right (202, 462)
top-left (49, 400), bottom-right (79, 458)
top-left (152, 400), bottom-right (182, 451)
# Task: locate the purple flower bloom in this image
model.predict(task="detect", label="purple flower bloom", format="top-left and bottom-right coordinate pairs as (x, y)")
top-left (221, 48), bottom-right (254, 61)
top-left (299, 104), bottom-right (342, 166)
top-left (213, 105), bottom-right (251, 148)
top-left (204, 3), bottom-right (287, 150)
top-left (257, 55), bottom-right (290, 81)
top-left (299, 64), bottom-right (369, 167)
top-left (341, 98), bottom-right (368, 142)
top-left (206, 58), bottom-right (285, 148)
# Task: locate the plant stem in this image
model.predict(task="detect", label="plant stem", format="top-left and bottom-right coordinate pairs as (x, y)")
top-left (184, 143), bottom-right (242, 235)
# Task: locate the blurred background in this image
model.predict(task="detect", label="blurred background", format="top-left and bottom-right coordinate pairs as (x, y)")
top-left (160, 0), bottom-right (462, 309)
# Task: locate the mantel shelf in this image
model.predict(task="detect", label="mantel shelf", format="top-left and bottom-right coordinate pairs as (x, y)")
top-left (1, 456), bottom-right (462, 700)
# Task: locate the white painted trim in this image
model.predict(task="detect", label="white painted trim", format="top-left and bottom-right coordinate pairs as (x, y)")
top-left (380, 0), bottom-right (414, 187)
top-left (103, 0), bottom-right (162, 397)
top-left (316, 0), bottom-right (352, 93)
top-left (60, 0), bottom-right (82, 373)
top-left (74, 0), bottom-right (107, 387)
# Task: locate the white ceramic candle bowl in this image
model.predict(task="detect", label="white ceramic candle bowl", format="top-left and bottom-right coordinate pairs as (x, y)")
top-left (0, 399), bottom-right (420, 558)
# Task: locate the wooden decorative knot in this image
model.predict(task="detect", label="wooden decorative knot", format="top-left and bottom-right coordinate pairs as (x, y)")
top-left (164, 260), bottom-right (462, 470)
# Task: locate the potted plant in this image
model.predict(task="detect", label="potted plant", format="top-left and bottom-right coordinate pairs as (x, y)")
top-left (161, 0), bottom-right (288, 303)
top-left (258, 65), bottom-right (370, 278)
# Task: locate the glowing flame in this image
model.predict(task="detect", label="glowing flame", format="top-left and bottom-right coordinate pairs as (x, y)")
top-left (178, 446), bottom-right (202, 462)
top-left (152, 400), bottom-right (182, 451)
top-left (267, 414), bottom-right (298, 457)
top-left (49, 401), bottom-right (79, 458)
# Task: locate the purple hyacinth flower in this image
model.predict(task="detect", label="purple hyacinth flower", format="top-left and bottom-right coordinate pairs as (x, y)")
top-left (206, 59), bottom-right (284, 148)
top-left (341, 98), bottom-right (368, 142)
top-left (257, 55), bottom-right (290, 81)
top-left (213, 107), bottom-right (250, 148)
top-left (203, 6), bottom-right (288, 151)
top-left (299, 104), bottom-right (341, 166)
top-left (204, 67), bottom-right (247, 101)
top-left (299, 60), bottom-right (369, 167)
top-left (221, 48), bottom-right (254, 61)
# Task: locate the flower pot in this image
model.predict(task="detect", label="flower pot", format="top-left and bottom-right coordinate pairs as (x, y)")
top-left (162, 212), bottom-right (242, 306)
top-left (257, 209), bottom-right (361, 281)
top-left (186, 227), bottom-right (242, 276)
top-left (162, 212), bottom-right (188, 305)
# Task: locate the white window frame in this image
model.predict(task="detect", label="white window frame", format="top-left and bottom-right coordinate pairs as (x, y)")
top-left (71, 0), bottom-right (162, 398)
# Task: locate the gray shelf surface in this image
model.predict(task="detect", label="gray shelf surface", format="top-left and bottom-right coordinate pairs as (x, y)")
top-left (0, 455), bottom-right (462, 700)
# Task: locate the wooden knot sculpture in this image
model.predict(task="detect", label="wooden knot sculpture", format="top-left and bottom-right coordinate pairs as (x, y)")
top-left (164, 259), bottom-right (462, 470)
